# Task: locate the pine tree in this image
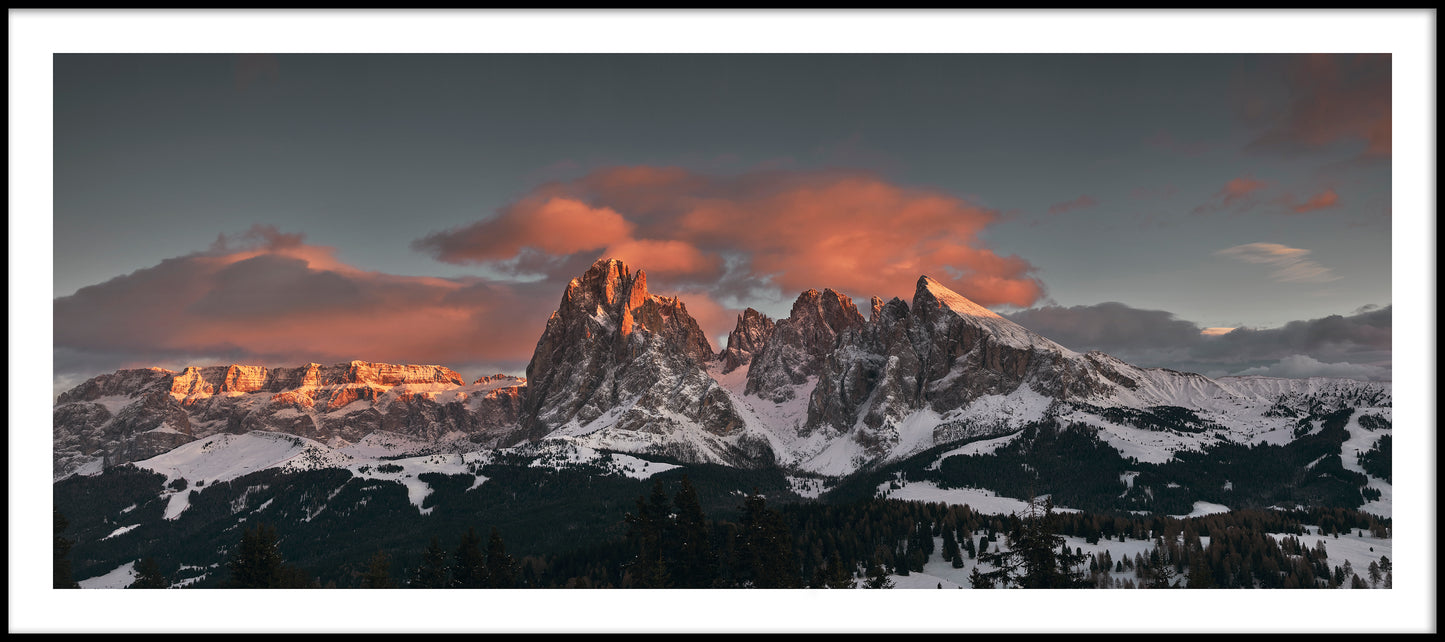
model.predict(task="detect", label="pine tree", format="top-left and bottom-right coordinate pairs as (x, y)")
top-left (734, 493), bottom-right (798, 588)
top-left (451, 527), bottom-right (487, 588)
top-left (864, 555), bottom-right (895, 589)
top-left (1186, 556), bottom-right (1216, 589)
top-left (671, 475), bottom-right (717, 588)
top-left (968, 566), bottom-right (992, 589)
top-left (485, 528), bottom-right (518, 588)
top-left (361, 550), bottom-right (395, 588)
top-left (410, 536), bottom-right (450, 588)
top-left (822, 551), bottom-right (857, 589)
top-left (226, 523), bottom-right (286, 588)
top-left (128, 557), bottom-right (169, 589)
top-left (975, 496), bottom-right (1087, 588)
top-left (623, 480), bottom-right (672, 588)
top-left (53, 511), bottom-right (79, 589)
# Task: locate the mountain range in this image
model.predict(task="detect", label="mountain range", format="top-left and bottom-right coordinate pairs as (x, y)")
top-left (54, 256), bottom-right (1391, 482)
top-left (52, 257), bottom-right (1394, 589)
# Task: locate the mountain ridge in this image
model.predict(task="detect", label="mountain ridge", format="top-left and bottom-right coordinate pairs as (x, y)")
top-left (53, 257), bottom-right (1390, 481)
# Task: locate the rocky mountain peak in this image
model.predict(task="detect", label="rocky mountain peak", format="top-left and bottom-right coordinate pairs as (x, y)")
top-left (519, 258), bottom-right (745, 453)
top-left (913, 275), bottom-right (1005, 320)
top-left (744, 287), bottom-right (866, 402)
top-left (719, 308), bottom-right (776, 373)
top-left (566, 257), bottom-right (648, 314)
top-left (790, 288), bottom-right (866, 332)
top-left (869, 296), bottom-right (885, 325)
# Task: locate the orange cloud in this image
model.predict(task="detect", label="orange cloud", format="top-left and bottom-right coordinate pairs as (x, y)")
top-left (1289, 189), bottom-right (1340, 213)
top-left (55, 230), bottom-right (562, 379)
top-left (601, 238), bottom-right (723, 281)
top-left (414, 196), bottom-right (634, 264)
top-left (416, 166), bottom-right (1045, 308)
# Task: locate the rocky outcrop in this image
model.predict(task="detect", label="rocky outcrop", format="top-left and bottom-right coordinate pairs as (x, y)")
top-left (745, 288), bottom-right (866, 403)
top-left (56, 368), bottom-right (175, 404)
top-left (801, 276), bottom-right (1132, 459)
top-left (52, 361), bottom-right (523, 478)
top-left (805, 297), bottom-right (921, 445)
top-left (719, 308), bottom-right (776, 373)
top-left (517, 258), bottom-right (755, 464)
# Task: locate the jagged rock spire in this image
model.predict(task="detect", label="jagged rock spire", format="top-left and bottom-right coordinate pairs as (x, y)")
top-left (744, 288), bottom-right (865, 402)
top-left (720, 308), bottom-right (776, 374)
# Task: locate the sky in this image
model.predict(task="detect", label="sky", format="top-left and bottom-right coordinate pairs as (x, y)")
top-left (49, 50), bottom-right (1397, 388)
top-left (12, 10), bottom-right (1437, 636)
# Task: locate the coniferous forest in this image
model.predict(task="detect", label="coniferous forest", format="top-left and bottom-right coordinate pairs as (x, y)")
top-left (53, 412), bottom-right (1392, 590)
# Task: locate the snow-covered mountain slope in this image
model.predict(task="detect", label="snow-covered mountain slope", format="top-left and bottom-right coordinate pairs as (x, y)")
top-left (120, 428), bottom-right (683, 521)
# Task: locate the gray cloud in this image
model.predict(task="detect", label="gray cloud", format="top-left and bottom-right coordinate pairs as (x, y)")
top-left (1005, 302), bottom-right (1201, 352)
top-left (1231, 355), bottom-right (1390, 380)
top-left (1005, 302), bottom-right (1391, 381)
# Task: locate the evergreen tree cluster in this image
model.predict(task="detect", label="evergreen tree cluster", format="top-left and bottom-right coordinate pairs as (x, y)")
top-left (1356, 434), bottom-right (1391, 484)
top-left (53, 512), bottom-right (79, 589)
top-left (225, 523), bottom-right (318, 588)
top-left (974, 496), bottom-right (1089, 588)
top-left (407, 526), bottom-right (519, 588)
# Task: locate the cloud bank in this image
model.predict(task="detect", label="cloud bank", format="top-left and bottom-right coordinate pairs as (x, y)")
top-left (413, 166), bottom-right (1045, 309)
top-left (54, 225), bottom-right (561, 383)
top-left (1005, 302), bottom-right (1391, 381)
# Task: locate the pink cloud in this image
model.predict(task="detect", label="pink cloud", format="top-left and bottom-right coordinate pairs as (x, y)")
top-left (1221, 177), bottom-right (1268, 206)
top-left (1193, 176), bottom-right (1270, 216)
top-left (1288, 189), bottom-right (1341, 214)
top-left (55, 229), bottom-right (562, 378)
top-left (414, 196), bottom-right (634, 264)
top-left (415, 166), bottom-right (1045, 308)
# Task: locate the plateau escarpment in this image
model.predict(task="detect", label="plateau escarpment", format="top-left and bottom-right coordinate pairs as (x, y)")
top-left (52, 361), bottom-right (524, 478)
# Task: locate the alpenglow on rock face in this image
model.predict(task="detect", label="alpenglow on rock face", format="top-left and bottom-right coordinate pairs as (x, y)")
top-left (51, 361), bottom-right (525, 478)
top-left (517, 258), bottom-right (759, 464)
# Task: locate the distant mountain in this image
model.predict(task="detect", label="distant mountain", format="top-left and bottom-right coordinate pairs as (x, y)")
top-left (52, 362), bottom-right (524, 478)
